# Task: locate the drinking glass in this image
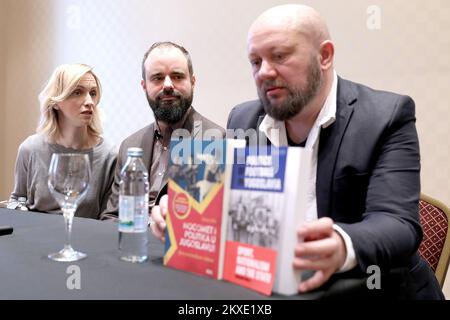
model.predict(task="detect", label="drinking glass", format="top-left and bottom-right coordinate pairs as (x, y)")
top-left (47, 153), bottom-right (90, 262)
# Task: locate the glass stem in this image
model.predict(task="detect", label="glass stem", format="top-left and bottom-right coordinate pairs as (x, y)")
top-left (62, 207), bottom-right (76, 250)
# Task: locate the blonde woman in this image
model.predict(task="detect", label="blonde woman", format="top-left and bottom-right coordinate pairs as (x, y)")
top-left (10, 63), bottom-right (117, 219)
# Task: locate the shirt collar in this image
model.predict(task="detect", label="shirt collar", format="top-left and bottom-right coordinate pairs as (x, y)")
top-left (317, 70), bottom-right (337, 130)
top-left (259, 71), bottom-right (338, 146)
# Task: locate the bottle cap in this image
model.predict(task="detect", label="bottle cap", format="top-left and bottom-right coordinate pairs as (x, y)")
top-left (127, 147), bottom-right (144, 157)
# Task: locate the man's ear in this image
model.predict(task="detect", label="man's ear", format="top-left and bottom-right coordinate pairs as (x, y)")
top-left (141, 79), bottom-right (146, 91)
top-left (191, 74), bottom-right (196, 88)
top-left (319, 40), bottom-right (334, 70)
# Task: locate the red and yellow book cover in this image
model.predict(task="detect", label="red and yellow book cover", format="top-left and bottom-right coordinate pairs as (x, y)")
top-left (164, 140), bottom-right (227, 279)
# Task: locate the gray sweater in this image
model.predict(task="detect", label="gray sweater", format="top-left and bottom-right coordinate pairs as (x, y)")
top-left (11, 134), bottom-right (117, 219)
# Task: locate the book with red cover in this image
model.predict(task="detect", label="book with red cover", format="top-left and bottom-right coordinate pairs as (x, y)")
top-left (164, 139), bottom-right (244, 279)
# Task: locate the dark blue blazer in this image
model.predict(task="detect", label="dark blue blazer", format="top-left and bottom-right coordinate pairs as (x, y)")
top-left (227, 77), bottom-right (443, 299)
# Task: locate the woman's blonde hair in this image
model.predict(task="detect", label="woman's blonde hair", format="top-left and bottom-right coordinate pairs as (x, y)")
top-left (37, 63), bottom-right (103, 142)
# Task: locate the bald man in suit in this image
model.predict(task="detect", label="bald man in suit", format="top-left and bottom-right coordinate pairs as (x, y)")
top-left (225, 5), bottom-right (443, 299)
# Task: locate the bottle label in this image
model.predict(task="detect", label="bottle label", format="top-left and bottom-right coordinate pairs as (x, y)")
top-left (119, 195), bottom-right (149, 233)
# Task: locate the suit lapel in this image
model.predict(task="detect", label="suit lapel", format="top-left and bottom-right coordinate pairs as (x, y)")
top-left (316, 78), bottom-right (356, 218)
top-left (184, 107), bottom-right (202, 139)
top-left (141, 123), bottom-right (155, 170)
top-left (256, 115), bottom-right (265, 129)
top-left (192, 118), bottom-right (202, 139)
top-left (256, 115), bottom-right (270, 146)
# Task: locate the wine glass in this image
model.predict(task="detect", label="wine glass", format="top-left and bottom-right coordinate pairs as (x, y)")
top-left (47, 153), bottom-right (91, 262)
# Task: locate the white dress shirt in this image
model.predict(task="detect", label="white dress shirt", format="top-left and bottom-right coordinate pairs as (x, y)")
top-left (258, 71), bottom-right (357, 272)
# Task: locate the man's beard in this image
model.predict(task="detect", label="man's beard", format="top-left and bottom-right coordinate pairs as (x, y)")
top-left (146, 88), bottom-right (193, 124)
top-left (258, 55), bottom-right (322, 121)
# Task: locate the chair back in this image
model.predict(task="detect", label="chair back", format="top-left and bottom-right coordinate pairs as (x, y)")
top-left (418, 193), bottom-right (450, 288)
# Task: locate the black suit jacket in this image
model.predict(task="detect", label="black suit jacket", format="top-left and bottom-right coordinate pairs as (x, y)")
top-left (227, 77), bottom-right (443, 299)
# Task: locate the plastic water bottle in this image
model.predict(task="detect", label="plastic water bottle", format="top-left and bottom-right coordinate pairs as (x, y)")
top-left (118, 147), bottom-right (149, 263)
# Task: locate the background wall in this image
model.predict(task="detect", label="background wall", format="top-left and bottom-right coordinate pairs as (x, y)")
top-left (1, 0), bottom-right (449, 296)
top-left (1, 0), bottom-right (57, 195)
top-left (0, 0), bottom-right (5, 188)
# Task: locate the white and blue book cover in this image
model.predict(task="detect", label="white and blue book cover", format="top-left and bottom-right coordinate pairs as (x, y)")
top-left (224, 146), bottom-right (311, 295)
top-left (223, 147), bottom-right (288, 295)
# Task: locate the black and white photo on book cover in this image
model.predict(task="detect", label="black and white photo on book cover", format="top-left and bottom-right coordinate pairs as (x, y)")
top-left (228, 191), bottom-right (283, 250)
